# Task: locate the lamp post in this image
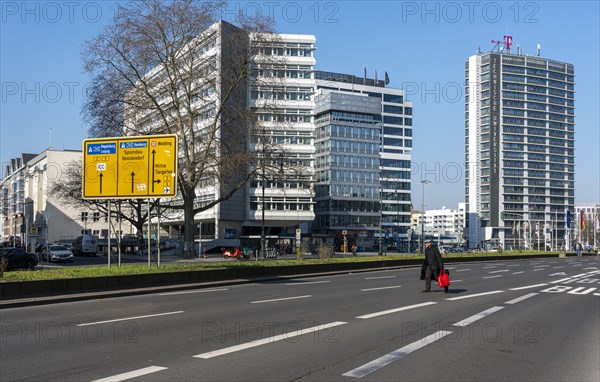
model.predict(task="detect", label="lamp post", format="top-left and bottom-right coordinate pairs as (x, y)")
top-left (420, 179), bottom-right (431, 254)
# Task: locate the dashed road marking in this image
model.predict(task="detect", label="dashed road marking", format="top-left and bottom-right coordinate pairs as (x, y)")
top-left (512, 271), bottom-right (525, 275)
top-left (488, 270), bottom-right (509, 273)
top-left (483, 275), bottom-right (502, 279)
top-left (342, 331), bottom-right (453, 378)
top-left (365, 276), bottom-right (396, 280)
top-left (356, 302), bottom-right (437, 319)
top-left (509, 283), bottom-right (547, 290)
top-left (77, 311), bottom-right (184, 327)
top-left (91, 366), bottom-right (168, 382)
top-left (456, 269), bottom-right (470, 272)
top-left (446, 290), bottom-right (504, 301)
top-left (505, 293), bottom-right (539, 305)
top-left (194, 321), bottom-right (347, 359)
top-left (453, 306), bottom-right (504, 327)
top-left (250, 295), bottom-right (312, 304)
top-left (361, 286), bottom-right (403, 292)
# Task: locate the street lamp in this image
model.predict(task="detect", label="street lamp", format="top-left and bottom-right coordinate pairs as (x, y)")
top-left (420, 179), bottom-right (431, 254)
top-left (260, 152), bottom-right (284, 260)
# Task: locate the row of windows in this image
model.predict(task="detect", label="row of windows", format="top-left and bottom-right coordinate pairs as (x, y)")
top-left (315, 155), bottom-right (380, 170)
top-left (250, 87), bottom-right (313, 101)
top-left (255, 47), bottom-right (313, 57)
top-left (313, 215), bottom-right (380, 229)
top-left (316, 140), bottom-right (380, 155)
top-left (316, 200), bottom-right (380, 213)
top-left (316, 124), bottom-right (380, 140)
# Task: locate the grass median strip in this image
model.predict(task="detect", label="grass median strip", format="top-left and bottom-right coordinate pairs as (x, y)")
top-left (0, 251), bottom-right (563, 283)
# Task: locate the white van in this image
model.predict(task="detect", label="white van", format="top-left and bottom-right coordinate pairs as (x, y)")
top-left (73, 234), bottom-right (98, 256)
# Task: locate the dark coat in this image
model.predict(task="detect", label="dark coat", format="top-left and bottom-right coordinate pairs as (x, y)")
top-left (420, 244), bottom-right (444, 279)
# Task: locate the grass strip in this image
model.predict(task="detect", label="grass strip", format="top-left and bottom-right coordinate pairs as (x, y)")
top-left (0, 251), bottom-right (562, 282)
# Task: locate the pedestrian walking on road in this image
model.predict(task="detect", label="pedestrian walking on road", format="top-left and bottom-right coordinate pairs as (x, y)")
top-left (420, 240), bottom-right (447, 293)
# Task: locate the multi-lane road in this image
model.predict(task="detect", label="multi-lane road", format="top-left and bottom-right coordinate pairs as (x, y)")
top-left (1, 257), bottom-right (599, 381)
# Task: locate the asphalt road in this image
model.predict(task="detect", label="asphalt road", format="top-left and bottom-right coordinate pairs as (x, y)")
top-left (1, 257), bottom-right (598, 381)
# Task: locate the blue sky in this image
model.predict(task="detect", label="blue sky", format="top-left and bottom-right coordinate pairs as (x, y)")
top-left (1, 1), bottom-right (599, 210)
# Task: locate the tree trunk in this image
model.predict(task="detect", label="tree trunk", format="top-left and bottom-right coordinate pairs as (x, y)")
top-left (182, 185), bottom-right (197, 258)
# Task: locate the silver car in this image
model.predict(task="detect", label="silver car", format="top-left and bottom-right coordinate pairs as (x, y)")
top-left (43, 245), bottom-right (74, 262)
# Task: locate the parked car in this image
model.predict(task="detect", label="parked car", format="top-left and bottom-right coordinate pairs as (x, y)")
top-left (0, 247), bottom-right (38, 270)
top-left (43, 244), bottom-right (74, 262)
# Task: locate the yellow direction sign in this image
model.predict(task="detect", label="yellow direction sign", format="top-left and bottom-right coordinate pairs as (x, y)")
top-left (82, 134), bottom-right (178, 199)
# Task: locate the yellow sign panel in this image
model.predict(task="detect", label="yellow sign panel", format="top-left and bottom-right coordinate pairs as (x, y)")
top-left (82, 134), bottom-right (178, 199)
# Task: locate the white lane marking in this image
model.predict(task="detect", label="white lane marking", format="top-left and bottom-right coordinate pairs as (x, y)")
top-left (159, 288), bottom-right (228, 296)
top-left (553, 266), bottom-right (565, 269)
top-left (251, 295), bottom-right (311, 304)
top-left (512, 271), bottom-right (525, 274)
top-left (285, 280), bottom-right (331, 286)
top-left (356, 302), bottom-right (437, 319)
top-left (194, 321), bottom-right (347, 359)
top-left (488, 270), bottom-right (509, 273)
top-left (533, 268), bottom-right (545, 271)
top-left (91, 366), bottom-right (167, 382)
top-left (584, 267), bottom-right (599, 270)
top-left (361, 286), bottom-right (403, 292)
top-left (456, 269), bottom-right (470, 272)
top-left (452, 280), bottom-right (463, 282)
top-left (446, 290), bottom-right (504, 301)
top-left (453, 306), bottom-right (504, 327)
top-left (509, 283), bottom-right (547, 290)
top-left (549, 272), bottom-right (567, 276)
top-left (483, 275), bottom-right (501, 279)
top-left (365, 276), bottom-right (396, 280)
top-left (77, 311), bottom-right (184, 327)
top-left (505, 293), bottom-right (539, 305)
top-left (533, 265), bottom-right (549, 268)
top-left (483, 266), bottom-right (497, 269)
top-left (506, 264), bottom-right (520, 267)
top-left (342, 331), bottom-right (453, 378)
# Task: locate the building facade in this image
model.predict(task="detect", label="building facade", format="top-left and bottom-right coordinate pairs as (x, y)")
top-left (574, 203), bottom-right (599, 249)
top-left (313, 71), bottom-right (413, 250)
top-left (125, 21), bottom-right (316, 250)
top-left (465, 48), bottom-right (575, 250)
top-left (1, 149), bottom-right (123, 248)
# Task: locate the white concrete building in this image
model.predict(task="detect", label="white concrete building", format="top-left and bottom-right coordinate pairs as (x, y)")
top-left (124, 21), bottom-right (316, 249)
top-left (1, 149), bottom-right (125, 248)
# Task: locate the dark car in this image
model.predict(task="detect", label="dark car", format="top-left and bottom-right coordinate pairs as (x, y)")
top-left (0, 247), bottom-right (38, 270)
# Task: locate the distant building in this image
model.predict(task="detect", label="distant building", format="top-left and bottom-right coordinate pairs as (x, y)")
top-left (1, 149), bottom-right (132, 248)
top-left (465, 43), bottom-right (575, 250)
top-left (412, 203), bottom-right (466, 244)
top-left (574, 203), bottom-right (600, 248)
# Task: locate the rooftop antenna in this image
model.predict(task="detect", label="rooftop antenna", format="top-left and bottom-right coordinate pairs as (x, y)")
top-left (49, 128), bottom-right (52, 149)
top-left (491, 35), bottom-right (513, 53)
top-left (537, 43), bottom-right (541, 56)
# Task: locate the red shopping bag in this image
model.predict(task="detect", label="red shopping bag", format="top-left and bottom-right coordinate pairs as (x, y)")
top-left (437, 269), bottom-right (450, 288)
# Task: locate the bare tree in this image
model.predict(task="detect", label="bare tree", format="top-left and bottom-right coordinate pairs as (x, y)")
top-left (48, 160), bottom-right (157, 236)
top-left (82, 0), bottom-right (295, 257)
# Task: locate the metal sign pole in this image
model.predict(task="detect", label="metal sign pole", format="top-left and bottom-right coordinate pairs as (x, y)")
top-left (148, 199), bottom-right (151, 270)
top-left (118, 201), bottom-right (122, 267)
top-left (107, 200), bottom-right (111, 268)
top-left (157, 199), bottom-right (161, 268)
